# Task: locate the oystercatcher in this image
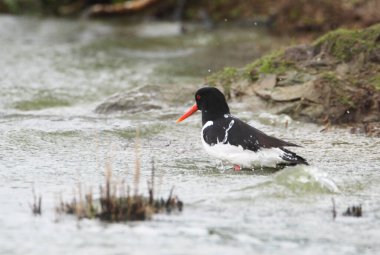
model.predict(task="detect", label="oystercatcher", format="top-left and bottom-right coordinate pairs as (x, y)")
top-left (176, 87), bottom-right (308, 170)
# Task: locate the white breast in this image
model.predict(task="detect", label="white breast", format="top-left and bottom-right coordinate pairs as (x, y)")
top-left (201, 121), bottom-right (286, 168)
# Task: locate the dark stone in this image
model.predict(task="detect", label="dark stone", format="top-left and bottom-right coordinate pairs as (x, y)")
top-left (283, 45), bottom-right (314, 62)
top-left (369, 48), bottom-right (380, 63)
top-left (95, 86), bottom-right (162, 114)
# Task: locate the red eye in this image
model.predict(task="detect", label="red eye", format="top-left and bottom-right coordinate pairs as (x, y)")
top-left (196, 95), bottom-right (201, 100)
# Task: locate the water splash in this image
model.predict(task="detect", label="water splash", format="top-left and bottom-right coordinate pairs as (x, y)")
top-left (273, 165), bottom-right (339, 194)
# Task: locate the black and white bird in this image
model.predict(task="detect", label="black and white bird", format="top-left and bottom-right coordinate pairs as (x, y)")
top-left (176, 87), bottom-right (308, 170)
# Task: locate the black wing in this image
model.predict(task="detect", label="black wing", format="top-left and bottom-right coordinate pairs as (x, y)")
top-left (280, 148), bottom-right (309, 166)
top-left (202, 116), bottom-right (300, 152)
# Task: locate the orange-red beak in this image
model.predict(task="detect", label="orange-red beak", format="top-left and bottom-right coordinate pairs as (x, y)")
top-left (176, 103), bottom-right (198, 123)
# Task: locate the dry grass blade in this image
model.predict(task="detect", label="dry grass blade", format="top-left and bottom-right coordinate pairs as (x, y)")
top-left (30, 186), bottom-right (42, 216)
top-left (134, 129), bottom-right (141, 197)
top-left (57, 141), bottom-right (183, 222)
top-left (331, 198), bottom-right (337, 220)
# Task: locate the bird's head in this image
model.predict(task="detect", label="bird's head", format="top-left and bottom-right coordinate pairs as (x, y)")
top-left (176, 87), bottom-right (229, 124)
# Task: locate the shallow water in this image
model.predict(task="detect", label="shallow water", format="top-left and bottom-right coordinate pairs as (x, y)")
top-left (1, 16), bottom-right (379, 255)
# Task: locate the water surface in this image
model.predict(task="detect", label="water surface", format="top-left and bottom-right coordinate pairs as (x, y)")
top-left (0, 16), bottom-right (379, 255)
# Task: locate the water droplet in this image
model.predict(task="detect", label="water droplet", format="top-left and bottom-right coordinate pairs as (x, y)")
top-left (224, 18), bottom-right (228, 22)
top-left (254, 22), bottom-right (258, 26)
top-left (208, 69), bottom-right (211, 73)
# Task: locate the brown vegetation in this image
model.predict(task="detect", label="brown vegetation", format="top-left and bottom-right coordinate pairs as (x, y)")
top-left (56, 161), bottom-right (183, 222)
top-left (30, 186), bottom-right (42, 215)
top-left (343, 205), bottom-right (362, 217)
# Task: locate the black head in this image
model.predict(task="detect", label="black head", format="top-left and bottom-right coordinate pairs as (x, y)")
top-left (195, 87), bottom-right (230, 124)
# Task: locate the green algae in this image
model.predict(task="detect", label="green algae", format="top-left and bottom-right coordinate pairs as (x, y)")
top-left (13, 96), bottom-right (71, 111)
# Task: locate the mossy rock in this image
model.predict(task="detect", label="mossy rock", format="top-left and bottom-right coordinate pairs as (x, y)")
top-left (208, 24), bottom-right (380, 90)
top-left (206, 24), bottom-right (380, 131)
top-left (313, 24), bottom-right (380, 62)
top-left (244, 50), bottom-right (295, 79)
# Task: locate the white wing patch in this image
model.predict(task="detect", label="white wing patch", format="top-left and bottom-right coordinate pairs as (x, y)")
top-left (222, 120), bottom-right (234, 143)
top-left (201, 121), bottom-right (213, 134)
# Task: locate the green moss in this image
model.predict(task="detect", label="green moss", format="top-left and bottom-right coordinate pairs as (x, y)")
top-left (313, 24), bottom-right (380, 62)
top-left (244, 49), bottom-right (292, 78)
top-left (339, 94), bottom-right (355, 108)
top-left (370, 74), bottom-right (380, 91)
top-left (207, 67), bottom-right (240, 98)
top-left (320, 71), bottom-right (340, 84)
top-left (206, 49), bottom-right (295, 96)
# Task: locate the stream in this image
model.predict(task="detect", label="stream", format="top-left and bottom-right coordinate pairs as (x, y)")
top-left (0, 16), bottom-right (379, 255)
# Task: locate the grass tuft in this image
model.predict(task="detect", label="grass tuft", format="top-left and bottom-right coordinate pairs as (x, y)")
top-left (56, 135), bottom-right (183, 222)
top-left (30, 185), bottom-right (42, 215)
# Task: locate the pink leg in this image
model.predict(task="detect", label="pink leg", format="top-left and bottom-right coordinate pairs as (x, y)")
top-left (233, 164), bottom-right (241, 171)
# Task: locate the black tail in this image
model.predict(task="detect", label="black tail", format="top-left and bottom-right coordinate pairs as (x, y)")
top-left (279, 148), bottom-right (309, 166)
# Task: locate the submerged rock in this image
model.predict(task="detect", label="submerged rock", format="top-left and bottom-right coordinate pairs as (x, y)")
top-left (208, 24), bottom-right (380, 136)
top-left (95, 85), bottom-right (163, 114)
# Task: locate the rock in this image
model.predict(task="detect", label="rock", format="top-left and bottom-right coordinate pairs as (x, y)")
top-left (229, 79), bottom-right (255, 99)
top-left (95, 86), bottom-right (162, 114)
top-left (277, 71), bottom-right (314, 86)
top-left (270, 81), bottom-right (317, 102)
top-left (335, 63), bottom-right (349, 77)
top-left (257, 112), bottom-right (293, 126)
top-left (253, 74), bottom-right (277, 99)
top-left (283, 45), bottom-right (314, 62)
top-left (254, 73), bottom-right (321, 103)
top-left (369, 48), bottom-right (380, 63)
top-left (299, 104), bottom-right (325, 120)
top-left (304, 56), bottom-right (334, 68)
